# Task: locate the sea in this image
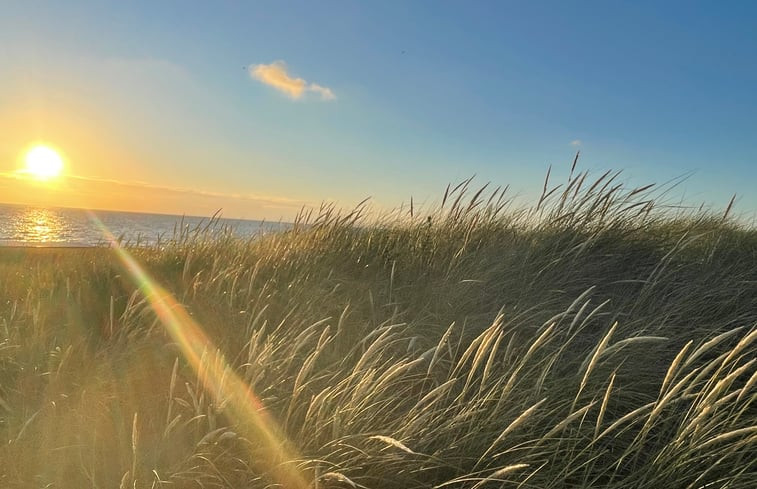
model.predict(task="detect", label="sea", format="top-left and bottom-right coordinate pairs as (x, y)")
top-left (0, 203), bottom-right (286, 247)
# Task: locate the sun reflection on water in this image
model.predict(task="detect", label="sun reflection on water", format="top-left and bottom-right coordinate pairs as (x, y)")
top-left (0, 204), bottom-right (275, 247)
top-left (17, 208), bottom-right (66, 244)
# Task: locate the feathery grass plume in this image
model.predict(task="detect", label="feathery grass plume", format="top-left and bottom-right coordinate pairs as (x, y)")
top-left (369, 435), bottom-right (417, 454)
top-left (476, 397), bottom-right (547, 466)
top-left (501, 322), bottom-right (556, 396)
top-left (434, 464), bottom-right (531, 489)
top-left (696, 426), bottom-right (757, 452)
top-left (428, 321), bottom-right (455, 375)
top-left (131, 412), bottom-right (139, 486)
top-left (471, 464), bottom-right (530, 488)
top-left (735, 368), bottom-right (757, 403)
top-left (541, 401), bottom-right (597, 441)
top-left (659, 340), bottom-right (693, 395)
top-left (576, 322), bottom-right (617, 405)
top-left (683, 327), bottom-right (744, 368)
top-left (595, 372), bottom-right (616, 439)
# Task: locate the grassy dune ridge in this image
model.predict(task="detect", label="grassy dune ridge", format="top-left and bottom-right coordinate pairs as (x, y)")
top-left (1, 168), bottom-right (755, 488)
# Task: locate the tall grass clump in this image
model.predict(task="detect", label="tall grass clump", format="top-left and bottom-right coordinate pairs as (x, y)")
top-left (0, 163), bottom-right (755, 488)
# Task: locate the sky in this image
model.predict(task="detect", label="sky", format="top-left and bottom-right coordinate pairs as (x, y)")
top-left (1, 1), bottom-right (756, 220)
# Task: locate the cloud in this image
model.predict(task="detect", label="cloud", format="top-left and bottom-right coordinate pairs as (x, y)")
top-left (250, 61), bottom-right (335, 100)
top-left (0, 171), bottom-right (312, 219)
top-left (308, 83), bottom-right (336, 101)
top-left (570, 139), bottom-right (582, 147)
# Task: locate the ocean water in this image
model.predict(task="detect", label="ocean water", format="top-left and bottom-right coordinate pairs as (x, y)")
top-left (0, 203), bottom-right (285, 246)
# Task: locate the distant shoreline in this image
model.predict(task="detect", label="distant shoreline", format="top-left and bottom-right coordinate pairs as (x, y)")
top-left (0, 244), bottom-right (99, 249)
top-left (0, 203), bottom-right (287, 247)
top-left (0, 200), bottom-right (271, 223)
top-left (0, 245), bottom-right (107, 253)
top-left (0, 242), bottom-right (99, 248)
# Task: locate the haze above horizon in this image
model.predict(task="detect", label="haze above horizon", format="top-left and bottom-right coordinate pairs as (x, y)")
top-left (2, 1), bottom-right (756, 220)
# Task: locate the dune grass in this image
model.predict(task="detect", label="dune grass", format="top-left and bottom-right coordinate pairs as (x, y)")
top-left (0, 167), bottom-right (755, 488)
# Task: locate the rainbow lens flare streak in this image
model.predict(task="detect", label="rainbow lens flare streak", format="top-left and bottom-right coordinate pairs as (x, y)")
top-left (89, 213), bottom-right (309, 489)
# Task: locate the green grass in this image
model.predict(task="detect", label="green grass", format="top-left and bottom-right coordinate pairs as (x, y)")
top-left (1, 168), bottom-right (755, 488)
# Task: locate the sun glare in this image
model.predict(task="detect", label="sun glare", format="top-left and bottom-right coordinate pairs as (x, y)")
top-left (23, 145), bottom-right (64, 180)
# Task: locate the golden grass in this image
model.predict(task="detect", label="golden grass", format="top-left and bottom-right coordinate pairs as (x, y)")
top-left (0, 167), bottom-right (755, 488)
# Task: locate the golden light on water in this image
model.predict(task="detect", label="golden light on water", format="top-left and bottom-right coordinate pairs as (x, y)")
top-left (23, 208), bottom-right (62, 243)
top-left (0, 208), bottom-right (67, 245)
top-left (23, 145), bottom-right (65, 180)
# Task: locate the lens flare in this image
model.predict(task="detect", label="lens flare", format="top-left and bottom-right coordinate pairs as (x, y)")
top-left (88, 212), bottom-right (309, 489)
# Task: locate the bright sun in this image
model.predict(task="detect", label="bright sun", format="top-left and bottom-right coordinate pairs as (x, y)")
top-left (24, 145), bottom-right (64, 180)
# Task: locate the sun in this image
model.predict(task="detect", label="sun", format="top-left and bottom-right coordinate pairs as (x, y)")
top-left (23, 145), bottom-right (64, 180)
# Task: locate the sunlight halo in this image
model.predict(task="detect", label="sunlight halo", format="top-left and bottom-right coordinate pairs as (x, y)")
top-left (22, 145), bottom-right (65, 180)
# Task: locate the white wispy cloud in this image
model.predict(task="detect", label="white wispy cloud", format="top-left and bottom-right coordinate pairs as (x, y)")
top-left (307, 83), bottom-right (336, 100)
top-left (0, 171), bottom-right (312, 219)
top-left (249, 61), bottom-right (335, 100)
top-left (570, 139), bottom-right (582, 147)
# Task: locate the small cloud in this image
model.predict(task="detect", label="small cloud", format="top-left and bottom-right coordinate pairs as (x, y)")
top-left (570, 139), bottom-right (582, 147)
top-left (308, 83), bottom-right (336, 100)
top-left (250, 61), bottom-right (335, 101)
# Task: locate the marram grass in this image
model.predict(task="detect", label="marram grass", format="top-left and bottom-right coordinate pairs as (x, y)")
top-left (0, 168), bottom-right (755, 488)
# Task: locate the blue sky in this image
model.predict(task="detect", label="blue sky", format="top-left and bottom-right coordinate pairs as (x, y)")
top-left (1, 1), bottom-right (756, 218)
